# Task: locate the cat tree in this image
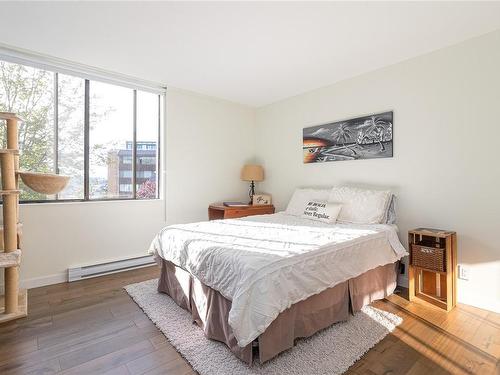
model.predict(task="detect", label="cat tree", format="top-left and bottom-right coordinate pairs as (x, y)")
top-left (0, 112), bottom-right (69, 323)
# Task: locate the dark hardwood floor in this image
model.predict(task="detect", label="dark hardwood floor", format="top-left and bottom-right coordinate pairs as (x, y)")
top-left (0, 266), bottom-right (498, 374)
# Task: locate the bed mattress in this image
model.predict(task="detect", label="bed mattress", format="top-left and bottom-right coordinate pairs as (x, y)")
top-left (150, 212), bottom-right (407, 347)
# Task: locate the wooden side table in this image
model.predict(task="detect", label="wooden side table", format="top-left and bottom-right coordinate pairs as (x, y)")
top-left (208, 204), bottom-right (275, 220)
top-left (408, 228), bottom-right (457, 311)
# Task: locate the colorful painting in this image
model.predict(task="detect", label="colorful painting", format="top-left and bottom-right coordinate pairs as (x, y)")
top-left (303, 111), bottom-right (393, 163)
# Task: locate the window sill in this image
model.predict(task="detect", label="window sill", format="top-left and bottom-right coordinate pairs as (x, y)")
top-left (17, 197), bottom-right (162, 206)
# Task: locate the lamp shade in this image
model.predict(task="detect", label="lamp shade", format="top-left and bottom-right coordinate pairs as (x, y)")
top-left (241, 164), bottom-right (264, 182)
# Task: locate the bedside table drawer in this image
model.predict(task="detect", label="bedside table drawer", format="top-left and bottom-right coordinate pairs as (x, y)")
top-left (208, 204), bottom-right (275, 220)
top-left (256, 207), bottom-right (275, 215)
top-left (225, 209), bottom-right (253, 219)
top-left (225, 207), bottom-right (274, 218)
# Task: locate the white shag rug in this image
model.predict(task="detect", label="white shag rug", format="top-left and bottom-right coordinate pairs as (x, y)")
top-left (125, 279), bottom-right (402, 375)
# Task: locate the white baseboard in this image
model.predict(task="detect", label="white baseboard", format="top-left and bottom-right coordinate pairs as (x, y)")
top-left (0, 272), bottom-right (66, 293)
top-left (21, 272), bottom-right (67, 290)
top-left (0, 254), bottom-right (157, 292)
top-left (458, 295), bottom-right (500, 314)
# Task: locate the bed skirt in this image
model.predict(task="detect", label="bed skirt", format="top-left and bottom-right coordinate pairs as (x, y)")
top-left (157, 259), bottom-right (397, 364)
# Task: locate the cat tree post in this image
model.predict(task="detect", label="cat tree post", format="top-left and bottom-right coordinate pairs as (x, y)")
top-left (1, 152), bottom-right (19, 313)
top-left (4, 113), bottom-right (19, 313)
top-left (7, 113), bottom-right (20, 219)
top-left (0, 112), bottom-right (26, 322)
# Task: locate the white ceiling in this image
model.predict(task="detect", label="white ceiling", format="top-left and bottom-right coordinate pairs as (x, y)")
top-left (1, 2), bottom-right (500, 107)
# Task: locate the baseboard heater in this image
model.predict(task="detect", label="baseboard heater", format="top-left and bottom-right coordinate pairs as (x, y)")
top-left (68, 255), bottom-right (156, 282)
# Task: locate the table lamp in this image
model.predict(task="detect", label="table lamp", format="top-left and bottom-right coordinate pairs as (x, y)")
top-left (241, 164), bottom-right (264, 204)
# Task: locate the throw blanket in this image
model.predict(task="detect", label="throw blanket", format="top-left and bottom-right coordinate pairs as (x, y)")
top-left (150, 212), bottom-right (407, 347)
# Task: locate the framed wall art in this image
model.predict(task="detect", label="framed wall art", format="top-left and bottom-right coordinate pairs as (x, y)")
top-left (303, 111), bottom-right (393, 163)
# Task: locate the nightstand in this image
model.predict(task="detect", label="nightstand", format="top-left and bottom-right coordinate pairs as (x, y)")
top-left (408, 228), bottom-right (457, 311)
top-left (208, 204), bottom-right (275, 220)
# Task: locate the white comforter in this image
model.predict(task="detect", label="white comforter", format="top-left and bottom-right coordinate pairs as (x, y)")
top-left (150, 212), bottom-right (408, 347)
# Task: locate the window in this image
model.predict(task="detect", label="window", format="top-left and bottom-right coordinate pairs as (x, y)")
top-left (0, 59), bottom-right (162, 202)
top-left (138, 171), bottom-right (153, 178)
top-left (139, 156), bottom-right (156, 165)
top-left (119, 184), bottom-right (132, 192)
top-left (136, 91), bottom-right (159, 199)
top-left (57, 74), bottom-right (85, 200)
top-left (89, 81), bottom-right (134, 199)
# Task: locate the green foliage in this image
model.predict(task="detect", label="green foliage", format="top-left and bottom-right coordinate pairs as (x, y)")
top-left (0, 61), bottom-right (54, 200)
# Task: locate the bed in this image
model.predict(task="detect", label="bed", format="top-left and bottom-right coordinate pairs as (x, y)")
top-left (150, 187), bottom-right (408, 364)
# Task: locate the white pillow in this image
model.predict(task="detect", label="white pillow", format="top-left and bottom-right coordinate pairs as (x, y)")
top-left (301, 201), bottom-right (342, 224)
top-left (285, 188), bottom-right (331, 216)
top-left (328, 186), bottom-right (391, 224)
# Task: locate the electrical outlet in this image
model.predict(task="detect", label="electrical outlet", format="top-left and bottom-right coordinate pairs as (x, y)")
top-left (458, 265), bottom-right (469, 280)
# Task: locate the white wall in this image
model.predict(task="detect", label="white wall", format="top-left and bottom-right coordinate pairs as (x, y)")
top-left (4, 88), bottom-right (254, 288)
top-left (165, 88), bottom-right (255, 224)
top-left (254, 30), bottom-right (500, 313)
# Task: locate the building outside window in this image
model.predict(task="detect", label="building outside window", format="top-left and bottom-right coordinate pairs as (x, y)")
top-left (108, 141), bottom-right (158, 197)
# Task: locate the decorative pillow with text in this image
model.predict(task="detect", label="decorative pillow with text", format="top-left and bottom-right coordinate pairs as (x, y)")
top-left (301, 201), bottom-right (342, 224)
top-left (285, 188), bottom-right (332, 216)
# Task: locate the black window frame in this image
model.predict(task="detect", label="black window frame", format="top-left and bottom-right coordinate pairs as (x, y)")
top-left (0, 61), bottom-right (162, 204)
